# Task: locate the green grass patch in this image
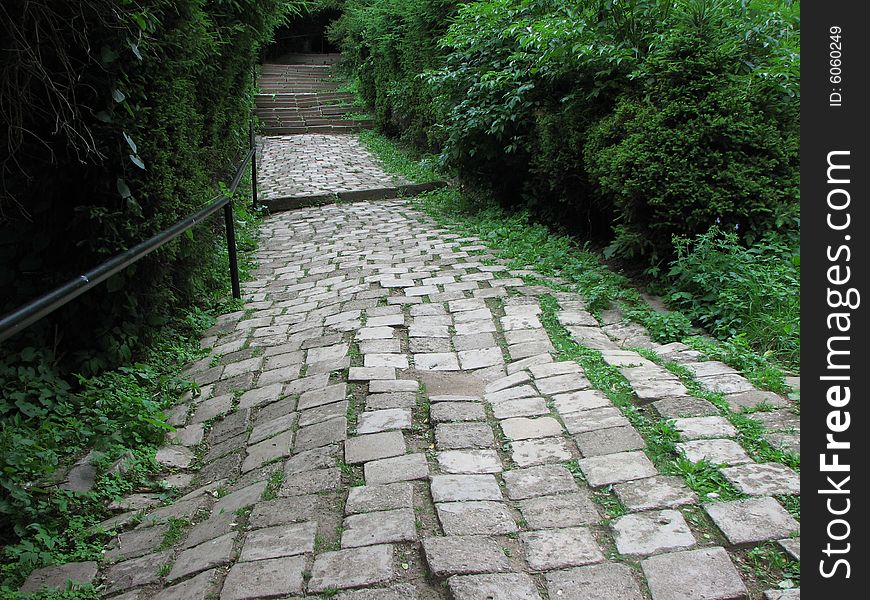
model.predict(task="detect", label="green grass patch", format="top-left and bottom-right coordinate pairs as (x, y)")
top-left (358, 130), bottom-right (442, 184)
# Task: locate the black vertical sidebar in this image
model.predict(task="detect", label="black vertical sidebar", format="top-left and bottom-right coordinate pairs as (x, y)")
top-left (802, 1), bottom-right (869, 596)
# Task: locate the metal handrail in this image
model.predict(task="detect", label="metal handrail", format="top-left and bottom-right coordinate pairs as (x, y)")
top-left (0, 144), bottom-right (258, 345)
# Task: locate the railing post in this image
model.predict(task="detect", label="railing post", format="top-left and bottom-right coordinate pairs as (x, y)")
top-left (223, 201), bottom-right (241, 300)
top-left (250, 120), bottom-right (259, 210)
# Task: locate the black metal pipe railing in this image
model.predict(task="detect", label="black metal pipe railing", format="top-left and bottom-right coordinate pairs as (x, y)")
top-left (0, 143), bottom-right (257, 345)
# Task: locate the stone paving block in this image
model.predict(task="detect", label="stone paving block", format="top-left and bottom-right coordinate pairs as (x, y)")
top-left (511, 437), bottom-right (573, 467)
top-left (342, 508), bottom-right (417, 548)
top-left (183, 510), bottom-right (237, 548)
top-left (677, 439), bottom-right (753, 466)
top-left (19, 561), bottom-right (98, 594)
top-left (365, 392), bottom-right (417, 409)
top-left (357, 409), bottom-right (412, 434)
top-left (763, 590), bottom-right (801, 600)
top-left (520, 527), bottom-right (604, 571)
top-left (410, 337), bottom-right (452, 353)
top-left (364, 353), bottom-right (409, 369)
top-left (221, 556), bottom-right (305, 599)
top-left (102, 550), bottom-right (171, 595)
top-left (237, 383), bottom-right (284, 410)
top-left (256, 395), bottom-right (298, 423)
top-left (697, 372), bottom-right (755, 394)
top-left (454, 333), bottom-right (499, 352)
top-left (283, 373), bottom-right (330, 396)
top-left (612, 509), bottom-right (696, 555)
top-left (105, 524), bottom-right (168, 562)
top-left (153, 569), bottom-right (217, 600)
top-left (563, 407), bottom-right (629, 435)
top-left (705, 497), bottom-right (800, 545)
top-left (750, 410), bottom-right (800, 432)
top-left (458, 347), bottom-right (504, 370)
top-left (369, 379), bottom-right (418, 393)
top-left (545, 562), bottom-right (644, 600)
top-left (437, 449), bottom-right (503, 474)
top-left (455, 320), bottom-right (497, 335)
top-left (197, 452), bottom-right (242, 484)
top-left (448, 573), bottom-right (542, 600)
top-left (778, 537), bottom-right (800, 560)
top-left (485, 385), bottom-right (538, 403)
top-left (430, 474), bottom-right (503, 502)
top-left (641, 546), bottom-right (748, 600)
top-left (503, 464), bottom-right (577, 500)
top-left (578, 451), bottom-right (657, 487)
top-left (298, 383), bottom-right (347, 410)
top-left (167, 531), bottom-right (236, 582)
top-left (345, 431), bottom-right (406, 464)
top-left (280, 467), bottom-right (341, 496)
top-left (435, 422), bottom-right (495, 450)
top-left (137, 496), bottom-right (209, 529)
top-left (534, 373), bottom-right (591, 395)
top-left (423, 536), bottom-right (512, 577)
top-left (242, 430), bottom-right (293, 472)
top-left (192, 394), bottom-right (233, 423)
top-left (614, 476), bottom-right (698, 512)
top-left (299, 399), bottom-right (348, 427)
top-left (529, 361), bottom-right (582, 379)
top-left (506, 354), bottom-right (553, 375)
top-left (674, 416), bottom-right (738, 440)
top-left (721, 462), bottom-right (800, 495)
top-left (364, 453), bottom-right (429, 484)
top-left (356, 326), bottom-right (396, 341)
top-left (250, 412), bottom-right (298, 444)
top-left (209, 409), bottom-right (251, 444)
top-left (725, 390), bottom-right (789, 412)
top-left (294, 416), bottom-right (347, 451)
top-left (239, 521), bottom-right (317, 561)
top-left (214, 481), bottom-right (267, 514)
top-left (308, 544), bottom-right (395, 592)
top-left (430, 401), bottom-right (486, 423)
top-left (652, 396), bottom-right (720, 418)
top-left (574, 425), bottom-right (645, 457)
top-left (359, 339), bottom-right (402, 354)
top-left (436, 501), bottom-right (517, 536)
top-left (167, 423), bottom-right (205, 446)
top-left (156, 445), bottom-right (195, 469)
top-left (204, 432), bottom-right (246, 463)
top-left (484, 371), bottom-right (531, 393)
top-left (248, 494), bottom-right (325, 530)
top-left (307, 343), bottom-right (349, 364)
top-left (517, 491), bottom-right (599, 530)
top-left (348, 366), bottom-right (396, 381)
top-left (762, 432), bottom-right (800, 455)
top-left (491, 397), bottom-right (550, 419)
top-left (346, 482), bottom-right (414, 514)
top-left (500, 416), bottom-right (563, 440)
top-left (414, 352), bottom-right (461, 371)
top-left (552, 390), bottom-right (612, 414)
top-left (284, 444), bottom-right (339, 475)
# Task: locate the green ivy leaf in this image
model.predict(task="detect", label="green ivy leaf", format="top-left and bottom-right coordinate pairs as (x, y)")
top-left (130, 154), bottom-right (146, 170)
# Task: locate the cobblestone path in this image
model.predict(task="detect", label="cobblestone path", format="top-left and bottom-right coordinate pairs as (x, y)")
top-left (24, 204), bottom-right (800, 595)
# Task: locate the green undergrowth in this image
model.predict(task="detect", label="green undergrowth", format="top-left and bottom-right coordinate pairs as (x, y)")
top-left (358, 130), bottom-right (442, 184)
top-left (413, 185), bottom-right (789, 391)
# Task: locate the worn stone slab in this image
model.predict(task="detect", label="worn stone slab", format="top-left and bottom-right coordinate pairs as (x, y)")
top-left (280, 467), bottom-right (341, 496)
top-left (484, 371), bottom-right (531, 393)
top-left (348, 366), bottom-right (396, 381)
top-left (778, 537), bottom-right (800, 560)
top-left (238, 521), bottom-right (317, 562)
top-left (250, 412), bottom-right (298, 445)
top-left (552, 390), bottom-right (612, 414)
top-left (137, 496), bottom-right (209, 529)
top-left (517, 491), bottom-right (599, 529)
top-left (642, 547), bottom-right (748, 600)
top-left (435, 422), bottom-right (495, 450)
top-left (503, 464), bottom-right (577, 500)
top-left (652, 396), bottom-right (720, 418)
top-left (436, 501), bottom-right (517, 536)
top-left (242, 430), bottom-right (293, 472)
top-left (458, 347), bottom-right (504, 370)
top-left (345, 431), bottom-right (406, 465)
top-left (491, 397), bottom-right (550, 420)
top-left (423, 536), bottom-right (512, 577)
top-left (307, 544), bottom-right (395, 592)
top-left (102, 551), bottom-right (171, 595)
top-left (414, 352), bottom-right (461, 371)
top-left (677, 439), bottom-right (753, 466)
top-left (521, 527), bottom-right (604, 571)
top-left (545, 562), bottom-right (644, 600)
top-left (214, 481), bottom-right (267, 515)
top-left (437, 449), bottom-right (503, 474)
top-left (448, 573), bottom-right (542, 600)
top-left (365, 392), bottom-right (417, 409)
top-left (346, 482), bottom-right (414, 514)
top-left (220, 556), bottom-right (305, 599)
top-left (578, 451), bottom-right (657, 487)
top-left (359, 339), bottom-right (402, 354)
top-left (529, 361), bottom-right (582, 379)
top-left (183, 510), bottom-right (236, 548)
top-left (237, 383), bottom-right (284, 410)
top-left (721, 462), bottom-right (800, 495)
top-left (534, 374), bottom-right (591, 395)
top-left (364, 453), bottom-right (429, 484)
top-left (697, 373), bottom-right (755, 394)
top-left (357, 408), bottom-right (412, 434)
top-left (342, 508), bottom-right (417, 548)
top-left (152, 568), bottom-right (215, 600)
top-left (500, 416), bottom-right (563, 441)
top-left (762, 432), bottom-right (800, 455)
top-left (19, 561), bottom-right (99, 594)
top-left (284, 444), bottom-right (339, 475)
top-left (409, 337), bottom-right (451, 353)
top-left (167, 531), bottom-right (235, 582)
top-left (506, 354), bottom-right (553, 375)
top-left (574, 426), bottom-right (645, 458)
top-left (299, 399), bottom-right (348, 428)
top-left (430, 474), bottom-right (503, 502)
top-left (612, 509), bottom-right (696, 555)
top-left (614, 476), bottom-right (698, 512)
top-left (248, 495), bottom-right (324, 529)
top-left (294, 416), bottom-right (347, 451)
top-left (763, 590), bottom-right (801, 600)
top-left (511, 437), bottom-right (573, 467)
top-left (370, 379), bottom-right (418, 393)
top-left (705, 497), bottom-right (799, 545)
top-left (725, 390), bottom-right (789, 412)
top-left (430, 401), bottom-right (486, 423)
top-left (563, 407), bottom-right (629, 435)
top-left (485, 385), bottom-right (538, 403)
top-left (105, 524), bottom-right (168, 562)
top-left (750, 410), bottom-right (800, 432)
top-left (298, 383), bottom-right (347, 410)
top-left (674, 416), bottom-right (738, 440)
top-left (156, 445), bottom-right (195, 469)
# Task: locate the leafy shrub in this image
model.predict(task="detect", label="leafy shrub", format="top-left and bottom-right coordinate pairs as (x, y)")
top-left (666, 227), bottom-right (800, 368)
top-left (584, 4), bottom-right (799, 264)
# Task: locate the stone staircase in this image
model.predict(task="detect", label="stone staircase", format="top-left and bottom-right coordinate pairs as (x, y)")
top-left (255, 55), bottom-right (374, 135)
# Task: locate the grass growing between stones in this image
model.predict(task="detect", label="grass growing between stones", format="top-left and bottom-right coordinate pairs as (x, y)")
top-left (738, 543), bottom-right (800, 592)
top-left (158, 518), bottom-right (190, 550)
top-left (261, 469), bottom-right (284, 501)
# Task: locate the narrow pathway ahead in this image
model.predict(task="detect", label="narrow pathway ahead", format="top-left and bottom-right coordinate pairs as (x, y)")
top-left (21, 58), bottom-right (800, 600)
